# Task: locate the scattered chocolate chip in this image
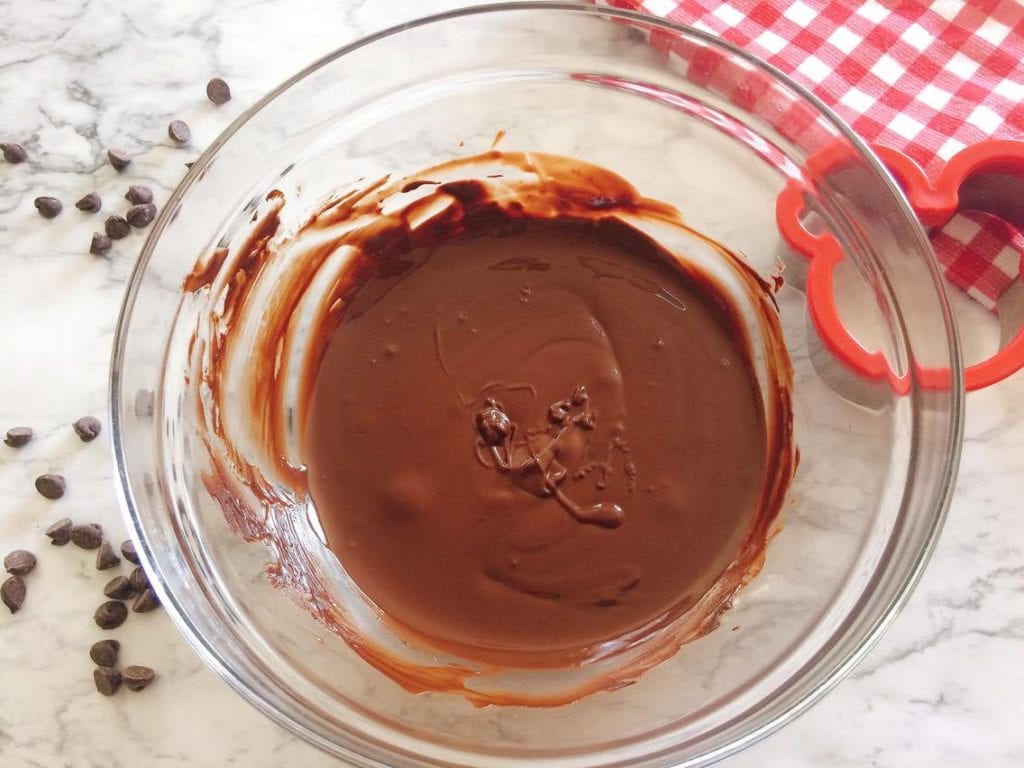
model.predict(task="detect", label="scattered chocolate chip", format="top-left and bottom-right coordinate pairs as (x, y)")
top-left (34, 196), bottom-right (62, 219)
top-left (75, 192), bottom-right (102, 212)
top-left (72, 417), bottom-right (108, 446)
top-left (70, 523), bottom-right (103, 550)
top-left (45, 518), bottom-right (72, 546)
top-left (2, 576), bottom-right (26, 613)
top-left (90, 232), bottom-right (112, 256)
top-left (72, 416), bottom-right (102, 442)
top-left (132, 588), bottom-right (160, 613)
top-left (2, 142), bottom-right (27, 164)
top-left (93, 667), bottom-right (121, 696)
top-left (107, 148), bottom-right (131, 171)
top-left (4, 550), bottom-right (37, 576)
top-left (128, 566), bottom-right (149, 593)
top-left (104, 215), bottom-right (130, 240)
top-left (94, 600), bottom-right (128, 630)
top-left (122, 665), bottom-right (155, 692)
top-left (103, 575), bottom-right (136, 600)
top-left (206, 77), bottom-right (232, 105)
top-left (4, 427), bottom-right (32, 447)
top-left (167, 119), bottom-right (191, 144)
top-left (95, 541), bottom-right (120, 571)
top-left (120, 539), bottom-right (139, 565)
top-left (124, 184), bottom-right (153, 205)
top-left (34, 473), bottom-right (66, 500)
top-left (184, 161), bottom-right (195, 169)
top-left (90, 639), bottom-right (120, 668)
top-left (126, 203), bottom-right (156, 228)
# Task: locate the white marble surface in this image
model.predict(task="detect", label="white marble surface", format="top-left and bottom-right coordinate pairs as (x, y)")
top-left (1, 1), bottom-right (1023, 766)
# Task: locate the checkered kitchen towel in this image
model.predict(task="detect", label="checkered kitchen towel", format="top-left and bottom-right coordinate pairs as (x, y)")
top-left (595, 0), bottom-right (1024, 311)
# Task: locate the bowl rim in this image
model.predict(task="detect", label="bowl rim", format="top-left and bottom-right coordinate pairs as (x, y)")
top-left (109, 2), bottom-right (964, 766)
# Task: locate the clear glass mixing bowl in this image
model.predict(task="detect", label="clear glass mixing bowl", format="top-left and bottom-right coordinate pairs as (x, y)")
top-left (111, 4), bottom-right (963, 766)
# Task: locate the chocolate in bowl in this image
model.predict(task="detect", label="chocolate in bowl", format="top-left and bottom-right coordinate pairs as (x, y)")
top-left (112, 5), bottom-right (960, 766)
top-left (186, 150), bottom-right (795, 702)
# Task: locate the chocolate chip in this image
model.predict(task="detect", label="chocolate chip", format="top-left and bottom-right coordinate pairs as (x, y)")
top-left (95, 541), bottom-right (120, 571)
top-left (184, 161), bottom-right (195, 169)
top-left (45, 518), bottom-right (72, 546)
top-left (2, 576), bottom-right (26, 613)
top-left (94, 600), bottom-right (128, 630)
top-left (107, 148), bottom-right (131, 171)
top-left (126, 203), bottom-right (156, 228)
top-left (90, 232), bottom-right (112, 256)
top-left (128, 566), bottom-right (149, 593)
top-left (167, 119), bottom-right (191, 144)
top-left (90, 639), bottom-right (120, 668)
top-left (103, 575), bottom-right (136, 600)
top-left (73, 416), bottom-right (102, 442)
top-left (2, 142), bottom-right (27, 163)
top-left (75, 192), bottom-right (102, 213)
top-left (206, 77), bottom-right (232, 105)
top-left (132, 588), bottom-right (159, 613)
top-left (93, 667), bottom-right (122, 696)
top-left (104, 215), bottom-right (130, 240)
top-left (34, 196), bottom-right (62, 219)
top-left (475, 406), bottom-right (511, 446)
top-left (4, 427), bottom-right (32, 447)
top-left (35, 474), bottom-right (65, 500)
top-left (122, 665), bottom-right (155, 692)
top-left (120, 539), bottom-right (139, 565)
top-left (124, 184), bottom-right (153, 205)
top-left (70, 523), bottom-right (103, 550)
top-left (4, 550), bottom-right (36, 576)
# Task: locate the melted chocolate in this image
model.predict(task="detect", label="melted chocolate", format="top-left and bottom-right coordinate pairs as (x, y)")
top-left (187, 151), bottom-right (795, 703)
top-left (305, 220), bottom-right (768, 654)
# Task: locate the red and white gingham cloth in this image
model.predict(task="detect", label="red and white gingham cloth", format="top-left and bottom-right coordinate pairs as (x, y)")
top-left (594, 0), bottom-right (1024, 311)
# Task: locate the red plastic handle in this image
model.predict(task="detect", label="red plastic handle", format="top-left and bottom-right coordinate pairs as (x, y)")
top-left (777, 139), bottom-right (1024, 392)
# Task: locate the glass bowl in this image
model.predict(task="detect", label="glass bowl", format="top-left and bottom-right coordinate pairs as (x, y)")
top-left (111, 3), bottom-right (963, 766)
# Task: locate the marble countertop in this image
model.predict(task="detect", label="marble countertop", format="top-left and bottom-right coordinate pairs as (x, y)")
top-left (2, 1), bottom-right (1022, 766)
